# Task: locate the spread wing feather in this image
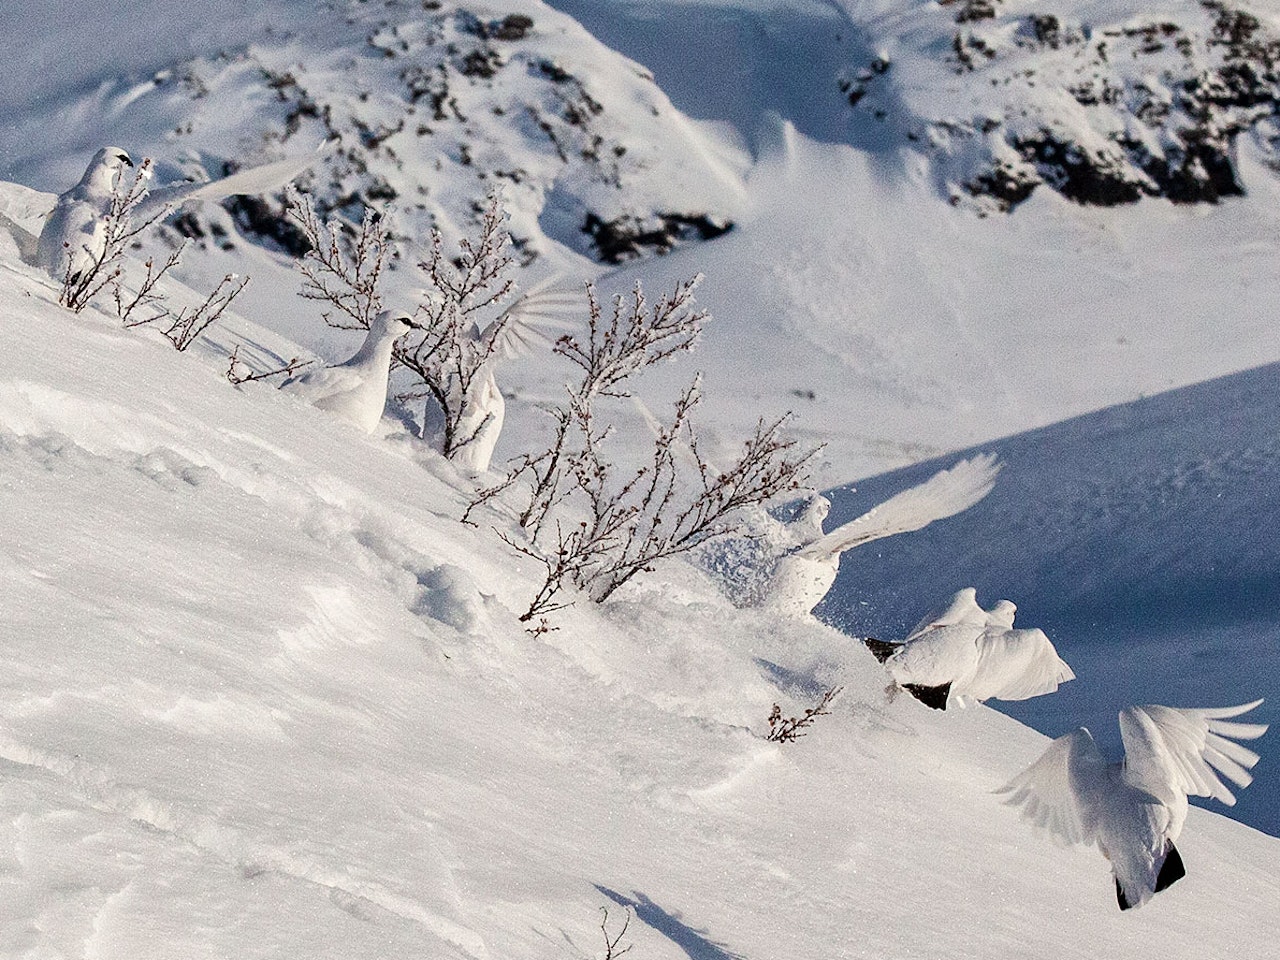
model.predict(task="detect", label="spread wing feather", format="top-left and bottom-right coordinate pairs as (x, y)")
top-left (133, 142), bottom-right (334, 222)
top-left (1118, 701), bottom-right (1267, 807)
top-left (796, 454), bottom-right (1000, 561)
top-left (998, 728), bottom-right (1106, 847)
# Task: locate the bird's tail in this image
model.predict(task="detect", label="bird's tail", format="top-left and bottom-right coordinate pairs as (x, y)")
top-left (1115, 840), bottom-right (1185, 910)
top-left (862, 637), bottom-right (901, 664)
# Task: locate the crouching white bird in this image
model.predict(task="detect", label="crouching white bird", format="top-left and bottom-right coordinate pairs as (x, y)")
top-left (33, 146), bottom-right (137, 286)
top-left (10, 143), bottom-right (329, 282)
top-left (760, 453), bottom-right (1001, 619)
top-left (280, 310), bottom-right (412, 432)
top-left (999, 700), bottom-right (1268, 910)
top-left (863, 587), bottom-right (1074, 710)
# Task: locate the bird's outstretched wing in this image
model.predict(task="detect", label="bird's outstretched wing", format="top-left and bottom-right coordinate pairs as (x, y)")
top-left (133, 142), bottom-right (335, 222)
top-left (795, 453), bottom-right (1001, 561)
top-left (969, 627), bottom-right (1075, 702)
top-left (479, 279), bottom-right (580, 358)
top-left (998, 728), bottom-right (1106, 847)
top-left (1118, 701), bottom-right (1268, 806)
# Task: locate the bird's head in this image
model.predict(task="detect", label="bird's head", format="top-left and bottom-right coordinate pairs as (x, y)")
top-left (372, 309), bottom-right (414, 340)
top-left (81, 146), bottom-right (135, 194)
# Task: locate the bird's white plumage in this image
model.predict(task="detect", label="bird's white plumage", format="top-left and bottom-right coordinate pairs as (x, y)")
top-left (1001, 700), bottom-right (1268, 909)
top-left (35, 146), bottom-right (136, 282)
top-left (878, 588), bottom-right (1074, 708)
top-left (438, 283), bottom-right (577, 472)
top-left (29, 143), bottom-right (329, 281)
top-left (760, 456), bottom-right (1000, 618)
top-left (280, 311), bottom-right (411, 433)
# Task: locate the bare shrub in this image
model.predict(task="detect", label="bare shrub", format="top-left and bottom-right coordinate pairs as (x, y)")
top-left (469, 278), bottom-right (819, 626)
top-left (286, 187), bottom-right (390, 330)
top-left (114, 259), bottom-right (248, 351)
top-left (394, 193), bottom-right (521, 463)
top-left (287, 189), bottom-right (547, 468)
top-left (60, 159), bottom-right (167, 313)
top-left (766, 685), bottom-right (844, 743)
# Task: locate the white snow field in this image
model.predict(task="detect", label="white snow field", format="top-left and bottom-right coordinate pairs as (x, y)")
top-left (0, 254), bottom-right (1277, 959)
top-left (2, 0), bottom-right (1280, 955)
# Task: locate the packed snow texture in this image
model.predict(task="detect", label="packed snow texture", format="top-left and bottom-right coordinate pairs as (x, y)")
top-left (0, 0), bottom-right (1279, 956)
top-left (0, 257), bottom-right (1276, 958)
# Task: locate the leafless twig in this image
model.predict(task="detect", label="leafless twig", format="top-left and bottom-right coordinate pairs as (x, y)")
top-left (766, 686), bottom-right (844, 743)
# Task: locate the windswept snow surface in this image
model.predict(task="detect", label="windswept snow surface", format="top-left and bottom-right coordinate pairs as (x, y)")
top-left (3, 1), bottom-right (1280, 954)
top-left (0, 250), bottom-right (1278, 958)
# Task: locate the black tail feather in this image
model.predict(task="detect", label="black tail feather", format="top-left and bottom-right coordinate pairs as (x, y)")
top-left (1116, 877), bottom-right (1132, 911)
top-left (1115, 840), bottom-right (1186, 911)
top-left (903, 681), bottom-right (951, 711)
top-left (1155, 841), bottom-right (1186, 893)
top-left (863, 637), bottom-right (901, 664)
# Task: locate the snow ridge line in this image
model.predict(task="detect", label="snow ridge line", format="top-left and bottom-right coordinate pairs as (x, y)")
top-left (0, 736), bottom-right (491, 959)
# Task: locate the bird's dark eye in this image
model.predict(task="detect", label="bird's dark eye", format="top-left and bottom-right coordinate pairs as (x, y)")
top-left (117, 154), bottom-right (133, 166)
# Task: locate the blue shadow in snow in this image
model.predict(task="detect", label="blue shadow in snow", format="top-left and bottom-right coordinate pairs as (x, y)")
top-left (595, 886), bottom-right (745, 960)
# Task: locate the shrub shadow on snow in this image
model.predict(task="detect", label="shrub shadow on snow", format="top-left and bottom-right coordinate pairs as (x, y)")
top-left (595, 886), bottom-right (744, 960)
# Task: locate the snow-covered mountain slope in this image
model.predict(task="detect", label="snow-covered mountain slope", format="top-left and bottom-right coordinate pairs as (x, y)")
top-left (818, 361), bottom-right (1280, 835)
top-left (0, 0), bottom-right (745, 266)
top-left (556, 0), bottom-right (1280, 212)
top-left (0, 242), bottom-right (1277, 959)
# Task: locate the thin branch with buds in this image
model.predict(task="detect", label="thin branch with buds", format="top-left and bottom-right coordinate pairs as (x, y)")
top-left (286, 187), bottom-right (390, 330)
top-left (226, 345), bottom-right (312, 385)
top-left (766, 686), bottom-right (844, 743)
top-left (60, 159), bottom-right (168, 313)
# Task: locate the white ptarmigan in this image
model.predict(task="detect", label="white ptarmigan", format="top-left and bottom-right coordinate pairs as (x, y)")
top-left (16, 144), bottom-right (328, 282)
top-left (999, 700), bottom-right (1268, 910)
top-left (35, 146), bottom-right (137, 286)
top-left (863, 587), bottom-right (1074, 710)
top-left (279, 311), bottom-right (412, 433)
top-left (433, 283), bottom-right (578, 473)
top-left (760, 454), bottom-right (1001, 619)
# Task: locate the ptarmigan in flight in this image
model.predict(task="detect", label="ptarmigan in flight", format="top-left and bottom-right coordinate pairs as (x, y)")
top-left (863, 587), bottom-right (1074, 710)
top-left (279, 310), bottom-right (413, 433)
top-left (1000, 700), bottom-right (1268, 910)
top-left (5, 144), bottom-right (327, 283)
top-left (760, 454), bottom-right (1001, 619)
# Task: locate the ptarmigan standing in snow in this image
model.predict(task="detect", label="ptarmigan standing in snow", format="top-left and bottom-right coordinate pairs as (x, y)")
top-left (863, 587), bottom-right (1074, 710)
top-left (760, 454), bottom-right (1001, 619)
top-left (279, 310), bottom-right (412, 433)
top-left (432, 283), bottom-right (577, 473)
top-left (1000, 699), bottom-right (1268, 910)
top-left (12, 144), bottom-right (327, 282)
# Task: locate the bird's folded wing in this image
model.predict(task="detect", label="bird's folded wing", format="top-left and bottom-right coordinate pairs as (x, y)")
top-left (796, 453), bottom-right (1001, 561)
top-left (278, 363), bottom-right (357, 402)
top-left (971, 627), bottom-right (1075, 701)
top-left (133, 142), bottom-right (335, 222)
top-left (997, 728), bottom-right (1104, 847)
top-left (1119, 701), bottom-right (1268, 806)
